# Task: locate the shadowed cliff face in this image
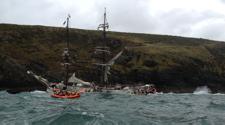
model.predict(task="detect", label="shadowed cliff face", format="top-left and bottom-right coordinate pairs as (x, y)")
top-left (0, 55), bottom-right (44, 92)
top-left (1, 23), bottom-right (225, 93)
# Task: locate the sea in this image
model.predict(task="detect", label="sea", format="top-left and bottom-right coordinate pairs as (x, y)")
top-left (0, 87), bottom-right (225, 125)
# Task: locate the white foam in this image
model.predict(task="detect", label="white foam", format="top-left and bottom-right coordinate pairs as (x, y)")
top-left (30, 90), bottom-right (47, 94)
top-left (214, 93), bottom-right (225, 95)
top-left (82, 112), bottom-right (87, 115)
top-left (81, 111), bottom-right (104, 118)
top-left (156, 92), bottom-right (164, 94)
top-left (193, 86), bottom-right (211, 95)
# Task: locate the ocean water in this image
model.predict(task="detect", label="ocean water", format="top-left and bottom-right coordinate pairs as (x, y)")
top-left (0, 90), bottom-right (225, 125)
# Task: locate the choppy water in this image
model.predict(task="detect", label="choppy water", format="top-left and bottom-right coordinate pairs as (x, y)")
top-left (1, 90), bottom-right (225, 125)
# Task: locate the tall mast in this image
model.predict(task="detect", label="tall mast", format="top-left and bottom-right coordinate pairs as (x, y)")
top-left (97, 8), bottom-right (109, 84)
top-left (63, 14), bottom-right (71, 87)
top-left (66, 15), bottom-right (70, 49)
top-left (103, 8), bottom-right (107, 53)
top-left (102, 8), bottom-right (107, 81)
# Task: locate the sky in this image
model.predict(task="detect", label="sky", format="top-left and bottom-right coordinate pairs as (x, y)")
top-left (1, 0), bottom-right (225, 41)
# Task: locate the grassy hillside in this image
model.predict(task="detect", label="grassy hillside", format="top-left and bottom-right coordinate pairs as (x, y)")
top-left (1, 23), bottom-right (225, 92)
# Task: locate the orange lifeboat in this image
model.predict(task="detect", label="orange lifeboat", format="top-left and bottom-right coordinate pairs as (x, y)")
top-left (51, 92), bottom-right (80, 99)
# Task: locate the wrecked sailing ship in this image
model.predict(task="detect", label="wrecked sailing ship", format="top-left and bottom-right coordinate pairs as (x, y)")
top-left (27, 15), bottom-right (90, 98)
top-left (28, 10), bottom-right (157, 95)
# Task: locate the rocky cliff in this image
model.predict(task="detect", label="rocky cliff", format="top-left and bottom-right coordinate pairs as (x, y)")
top-left (1, 24), bottom-right (225, 93)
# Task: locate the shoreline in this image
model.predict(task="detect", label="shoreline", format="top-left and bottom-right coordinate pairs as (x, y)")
top-left (2, 84), bottom-right (225, 94)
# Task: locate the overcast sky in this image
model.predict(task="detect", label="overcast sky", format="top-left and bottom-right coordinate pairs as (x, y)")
top-left (1, 0), bottom-right (225, 41)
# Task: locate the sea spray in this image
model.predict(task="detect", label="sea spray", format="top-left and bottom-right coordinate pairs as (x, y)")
top-left (193, 86), bottom-right (211, 94)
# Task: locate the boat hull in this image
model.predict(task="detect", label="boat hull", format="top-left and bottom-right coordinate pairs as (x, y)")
top-left (51, 93), bottom-right (80, 99)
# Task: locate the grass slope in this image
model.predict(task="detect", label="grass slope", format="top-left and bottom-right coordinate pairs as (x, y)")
top-left (1, 23), bottom-right (225, 92)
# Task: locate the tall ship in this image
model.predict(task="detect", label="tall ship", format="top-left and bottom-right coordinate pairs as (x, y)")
top-left (27, 9), bottom-right (157, 97)
top-left (27, 15), bottom-right (83, 99)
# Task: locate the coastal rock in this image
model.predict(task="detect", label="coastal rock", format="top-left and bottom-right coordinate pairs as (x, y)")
top-left (0, 54), bottom-right (44, 92)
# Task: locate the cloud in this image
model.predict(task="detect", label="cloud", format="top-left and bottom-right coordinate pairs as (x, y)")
top-left (97, 0), bottom-right (157, 33)
top-left (152, 9), bottom-right (225, 37)
top-left (0, 0), bottom-right (225, 41)
top-left (190, 18), bottom-right (225, 40)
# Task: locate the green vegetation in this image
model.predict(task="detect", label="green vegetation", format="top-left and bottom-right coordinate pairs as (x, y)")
top-left (1, 23), bottom-right (225, 92)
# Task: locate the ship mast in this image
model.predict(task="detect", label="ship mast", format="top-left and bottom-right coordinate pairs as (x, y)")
top-left (66, 15), bottom-right (70, 50)
top-left (63, 14), bottom-right (71, 87)
top-left (96, 8), bottom-right (110, 84)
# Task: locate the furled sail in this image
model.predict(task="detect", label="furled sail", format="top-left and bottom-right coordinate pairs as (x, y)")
top-left (27, 70), bottom-right (50, 89)
top-left (104, 50), bottom-right (124, 82)
top-left (68, 73), bottom-right (91, 86)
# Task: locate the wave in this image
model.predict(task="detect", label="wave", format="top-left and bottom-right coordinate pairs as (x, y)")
top-left (193, 86), bottom-right (211, 95)
top-left (30, 90), bottom-right (47, 94)
top-left (214, 93), bottom-right (225, 95)
top-left (155, 92), bottom-right (164, 94)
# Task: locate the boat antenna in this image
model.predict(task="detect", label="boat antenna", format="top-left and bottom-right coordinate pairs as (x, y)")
top-left (62, 14), bottom-right (71, 88)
